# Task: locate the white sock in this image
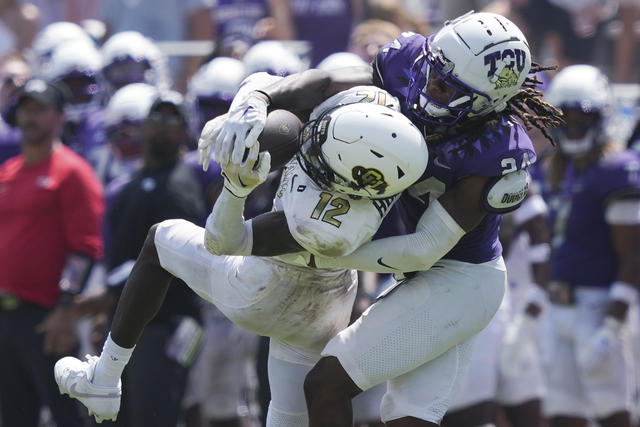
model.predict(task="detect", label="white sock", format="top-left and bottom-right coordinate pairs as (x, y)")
top-left (92, 333), bottom-right (134, 387)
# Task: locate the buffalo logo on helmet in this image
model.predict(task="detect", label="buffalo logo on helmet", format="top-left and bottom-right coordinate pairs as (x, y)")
top-left (351, 166), bottom-right (388, 195)
top-left (278, 122), bottom-right (290, 134)
top-left (483, 48), bottom-right (527, 89)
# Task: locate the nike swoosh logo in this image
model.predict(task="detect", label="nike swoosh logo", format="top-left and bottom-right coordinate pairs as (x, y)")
top-left (433, 157), bottom-right (451, 169)
top-left (69, 382), bottom-right (120, 399)
top-left (377, 257), bottom-right (396, 270)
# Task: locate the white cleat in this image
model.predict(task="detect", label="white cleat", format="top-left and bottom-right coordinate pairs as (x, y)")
top-left (54, 355), bottom-right (121, 423)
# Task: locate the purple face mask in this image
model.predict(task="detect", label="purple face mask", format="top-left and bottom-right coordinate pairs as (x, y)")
top-left (407, 36), bottom-right (491, 126)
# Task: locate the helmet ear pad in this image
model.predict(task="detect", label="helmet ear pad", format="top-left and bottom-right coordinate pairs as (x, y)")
top-left (253, 109), bottom-right (304, 171)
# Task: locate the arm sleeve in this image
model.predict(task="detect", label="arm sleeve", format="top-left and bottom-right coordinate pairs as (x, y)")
top-left (315, 200), bottom-right (465, 273)
top-left (59, 163), bottom-right (104, 260)
top-left (204, 188), bottom-right (253, 255)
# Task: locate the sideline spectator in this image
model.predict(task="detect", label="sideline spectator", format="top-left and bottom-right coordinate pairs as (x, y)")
top-left (0, 78), bottom-right (104, 427)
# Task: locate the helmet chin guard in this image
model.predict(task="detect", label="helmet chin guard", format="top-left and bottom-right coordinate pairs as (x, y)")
top-left (545, 64), bottom-right (613, 157)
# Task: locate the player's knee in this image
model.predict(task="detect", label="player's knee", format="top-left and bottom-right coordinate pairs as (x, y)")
top-left (305, 357), bottom-right (338, 398)
top-left (141, 224), bottom-right (161, 263)
top-left (304, 356), bottom-right (356, 401)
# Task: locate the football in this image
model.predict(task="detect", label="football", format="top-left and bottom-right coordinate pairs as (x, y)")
top-left (256, 109), bottom-right (303, 171)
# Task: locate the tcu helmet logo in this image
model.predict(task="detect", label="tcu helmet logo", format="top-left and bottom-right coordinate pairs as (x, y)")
top-left (352, 166), bottom-right (388, 195)
top-left (483, 49), bottom-right (527, 89)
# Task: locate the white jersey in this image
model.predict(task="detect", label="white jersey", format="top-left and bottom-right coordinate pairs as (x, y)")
top-left (271, 84), bottom-right (401, 267)
top-left (274, 160), bottom-right (398, 267)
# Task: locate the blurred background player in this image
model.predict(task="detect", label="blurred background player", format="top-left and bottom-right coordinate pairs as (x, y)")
top-left (443, 189), bottom-right (551, 427)
top-left (99, 0), bottom-right (212, 93)
top-left (88, 82), bottom-right (158, 185)
top-left (542, 64), bottom-right (640, 427)
top-left (99, 31), bottom-right (170, 96)
top-left (41, 38), bottom-right (106, 159)
top-left (242, 40), bottom-right (307, 77)
top-left (75, 92), bottom-right (206, 427)
top-left (26, 21), bottom-right (94, 75)
top-left (185, 56), bottom-right (246, 141)
top-left (0, 53), bottom-right (30, 164)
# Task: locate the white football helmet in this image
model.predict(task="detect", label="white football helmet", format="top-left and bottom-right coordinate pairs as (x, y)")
top-left (243, 41), bottom-right (306, 77)
top-left (298, 103), bottom-right (429, 199)
top-left (42, 40), bottom-right (103, 122)
top-left (100, 31), bottom-right (169, 92)
top-left (316, 52), bottom-right (368, 71)
top-left (105, 83), bottom-right (158, 128)
top-left (186, 57), bottom-right (245, 133)
top-left (104, 83), bottom-right (158, 159)
top-left (407, 11), bottom-right (531, 126)
top-left (28, 22), bottom-right (95, 73)
top-left (545, 64), bottom-right (612, 156)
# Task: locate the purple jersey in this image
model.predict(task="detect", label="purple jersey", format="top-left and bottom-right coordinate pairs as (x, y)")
top-left (213, 0), bottom-right (267, 45)
top-left (61, 109), bottom-right (107, 160)
top-left (548, 150), bottom-right (640, 288)
top-left (183, 149), bottom-right (223, 219)
top-left (374, 32), bottom-right (536, 263)
top-left (290, 0), bottom-right (353, 66)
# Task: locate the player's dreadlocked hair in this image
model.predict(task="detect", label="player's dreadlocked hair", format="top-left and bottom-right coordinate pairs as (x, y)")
top-left (503, 63), bottom-right (564, 145)
top-left (425, 63), bottom-right (565, 151)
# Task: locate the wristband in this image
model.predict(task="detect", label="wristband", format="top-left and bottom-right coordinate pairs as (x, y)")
top-left (609, 281), bottom-right (638, 307)
top-left (252, 90), bottom-right (272, 106)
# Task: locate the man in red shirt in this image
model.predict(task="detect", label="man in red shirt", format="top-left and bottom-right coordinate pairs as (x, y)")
top-left (0, 79), bottom-right (104, 427)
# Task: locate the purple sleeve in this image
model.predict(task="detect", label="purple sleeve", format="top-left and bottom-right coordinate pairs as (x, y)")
top-left (374, 33), bottom-right (425, 98)
top-left (595, 151), bottom-right (640, 201)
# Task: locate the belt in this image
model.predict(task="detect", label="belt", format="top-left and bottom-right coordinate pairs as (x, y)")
top-left (0, 293), bottom-right (21, 311)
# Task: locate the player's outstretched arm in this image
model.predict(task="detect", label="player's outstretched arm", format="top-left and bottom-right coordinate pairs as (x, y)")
top-left (203, 144), bottom-right (271, 256)
top-left (207, 66), bottom-right (374, 168)
top-left (314, 176), bottom-right (490, 273)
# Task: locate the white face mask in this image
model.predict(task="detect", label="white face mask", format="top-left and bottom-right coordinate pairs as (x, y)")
top-left (558, 128), bottom-right (596, 156)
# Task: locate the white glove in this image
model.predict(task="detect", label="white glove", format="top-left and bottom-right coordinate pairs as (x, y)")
top-left (500, 312), bottom-right (538, 376)
top-left (221, 143), bottom-right (271, 198)
top-left (197, 113), bottom-right (228, 172)
top-left (577, 316), bottom-right (622, 373)
top-left (216, 91), bottom-right (269, 166)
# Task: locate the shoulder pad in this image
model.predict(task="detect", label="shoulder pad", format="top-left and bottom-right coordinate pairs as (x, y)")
top-left (483, 169), bottom-right (530, 214)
